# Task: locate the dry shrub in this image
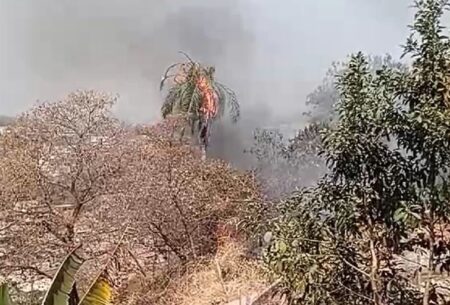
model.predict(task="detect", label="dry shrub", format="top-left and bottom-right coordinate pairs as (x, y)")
top-left (118, 239), bottom-right (268, 305)
top-left (0, 93), bottom-right (262, 301)
top-left (169, 240), bottom-right (267, 305)
top-left (122, 118), bottom-right (260, 268)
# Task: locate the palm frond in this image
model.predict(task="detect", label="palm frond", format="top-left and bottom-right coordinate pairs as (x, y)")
top-left (161, 87), bottom-right (179, 118)
top-left (179, 82), bottom-right (197, 113)
top-left (214, 82), bottom-right (240, 122)
top-left (178, 50), bottom-right (195, 63)
top-left (159, 52), bottom-right (241, 145)
top-left (160, 63), bottom-right (183, 91)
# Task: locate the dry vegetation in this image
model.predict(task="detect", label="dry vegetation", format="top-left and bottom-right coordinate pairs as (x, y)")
top-left (118, 239), bottom-right (274, 305)
top-left (0, 91), bottom-right (263, 304)
top-left (3, 2), bottom-right (450, 305)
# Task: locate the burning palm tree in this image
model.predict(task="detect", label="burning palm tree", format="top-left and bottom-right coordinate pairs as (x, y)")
top-left (160, 52), bottom-right (240, 158)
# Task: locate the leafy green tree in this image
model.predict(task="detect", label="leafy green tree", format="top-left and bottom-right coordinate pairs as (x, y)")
top-left (262, 1), bottom-right (450, 304)
top-left (304, 54), bottom-right (405, 123)
top-left (265, 53), bottom-right (416, 305)
top-left (390, 0), bottom-right (450, 303)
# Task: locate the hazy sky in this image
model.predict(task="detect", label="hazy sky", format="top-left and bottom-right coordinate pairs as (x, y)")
top-left (0, 0), bottom-right (412, 123)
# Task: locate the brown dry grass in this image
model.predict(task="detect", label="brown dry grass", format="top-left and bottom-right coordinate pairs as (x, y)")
top-left (118, 238), bottom-right (269, 305)
top-left (168, 239), bottom-right (267, 305)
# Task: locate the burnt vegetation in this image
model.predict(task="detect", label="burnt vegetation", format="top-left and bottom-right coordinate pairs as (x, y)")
top-left (2, 1), bottom-right (450, 305)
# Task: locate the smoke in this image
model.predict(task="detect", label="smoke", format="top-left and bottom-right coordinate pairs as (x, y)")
top-left (0, 0), bottom-right (413, 167)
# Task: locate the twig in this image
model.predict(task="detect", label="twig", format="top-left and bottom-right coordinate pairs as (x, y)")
top-left (214, 257), bottom-right (228, 300)
top-left (338, 282), bottom-right (373, 302)
top-left (0, 223), bottom-right (13, 232)
top-left (341, 257), bottom-right (371, 278)
top-left (126, 247), bottom-right (147, 277)
top-left (2, 265), bottom-right (52, 279)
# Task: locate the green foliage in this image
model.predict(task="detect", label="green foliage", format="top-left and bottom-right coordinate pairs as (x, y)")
top-left (1, 283), bottom-right (14, 305)
top-left (263, 1), bottom-right (450, 304)
top-left (264, 54), bottom-right (418, 305)
top-left (42, 248), bottom-right (84, 305)
top-left (304, 54), bottom-right (406, 123)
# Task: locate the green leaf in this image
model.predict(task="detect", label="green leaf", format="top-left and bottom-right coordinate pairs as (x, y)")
top-left (0, 283), bottom-right (14, 305)
top-left (393, 208), bottom-right (406, 222)
top-left (41, 247), bottom-right (84, 305)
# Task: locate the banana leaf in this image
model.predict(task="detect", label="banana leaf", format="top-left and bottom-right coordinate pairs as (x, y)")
top-left (41, 247), bottom-right (84, 305)
top-left (69, 284), bottom-right (80, 305)
top-left (0, 282), bottom-right (14, 305)
top-left (78, 271), bottom-right (113, 305)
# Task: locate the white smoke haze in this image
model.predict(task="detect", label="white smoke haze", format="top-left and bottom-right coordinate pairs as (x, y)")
top-left (0, 0), bottom-right (413, 166)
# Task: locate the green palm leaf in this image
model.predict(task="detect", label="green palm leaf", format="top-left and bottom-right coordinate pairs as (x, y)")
top-left (214, 82), bottom-right (240, 122)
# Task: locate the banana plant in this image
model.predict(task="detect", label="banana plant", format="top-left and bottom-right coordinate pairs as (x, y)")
top-left (1, 247), bottom-right (114, 305)
top-left (0, 282), bottom-right (13, 305)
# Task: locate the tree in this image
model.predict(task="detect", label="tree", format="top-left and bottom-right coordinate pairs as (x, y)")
top-left (246, 55), bottom-right (405, 200)
top-left (0, 91), bottom-right (259, 303)
top-left (125, 120), bottom-right (260, 266)
top-left (0, 90), bottom-right (132, 285)
top-left (264, 53), bottom-right (416, 305)
top-left (304, 54), bottom-right (405, 123)
top-left (246, 122), bottom-right (327, 199)
top-left (391, 0), bottom-right (450, 303)
top-left (160, 52), bottom-right (240, 158)
top-left (262, 1), bottom-right (450, 304)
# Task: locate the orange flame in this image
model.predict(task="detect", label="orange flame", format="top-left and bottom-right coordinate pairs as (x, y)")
top-left (197, 75), bottom-right (218, 120)
top-left (172, 64), bottom-right (219, 120)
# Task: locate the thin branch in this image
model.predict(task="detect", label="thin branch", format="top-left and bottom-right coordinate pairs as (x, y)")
top-left (338, 282), bottom-right (373, 302)
top-left (126, 247), bottom-right (147, 277)
top-left (341, 257), bottom-right (371, 278)
top-left (0, 223), bottom-right (13, 232)
top-left (214, 257), bottom-right (228, 299)
top-left (2, 265), bottom-right (52, 279)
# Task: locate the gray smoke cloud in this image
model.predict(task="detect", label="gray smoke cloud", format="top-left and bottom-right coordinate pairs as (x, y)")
top-left (0, 0), bottom-right (413, 166)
